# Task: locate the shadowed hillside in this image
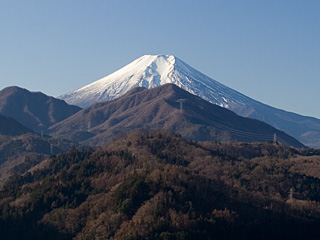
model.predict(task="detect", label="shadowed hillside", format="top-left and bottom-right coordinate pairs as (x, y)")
top-left (0, 114), bottom-right (79, 185)
top-left (50, 84), bottom-right (304, 148)
top-left (0, 86), bottom-right (81, 133)
top-left (0, 114), bottom-right (33, 136)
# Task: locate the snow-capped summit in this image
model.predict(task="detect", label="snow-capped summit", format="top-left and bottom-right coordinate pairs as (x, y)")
top-left (59, 54), bottom-right (320, 148)
top-left (59, 54), bottom-right (250, 108)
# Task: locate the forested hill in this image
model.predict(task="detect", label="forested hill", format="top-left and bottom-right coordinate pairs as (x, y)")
top-left (0, 114), bottom-right (33, 136)
top-left (1, 129), bottom-right (320, 240)
top-left (50, 84), bottom-right (304, 148)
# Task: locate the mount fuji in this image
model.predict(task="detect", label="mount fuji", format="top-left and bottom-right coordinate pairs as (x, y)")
top-left (53, 84), bottom-right (304, 148)
top-left (60, 54), bottom-right (320, 148)
top-left (60, 55), bottom-right (250, 108)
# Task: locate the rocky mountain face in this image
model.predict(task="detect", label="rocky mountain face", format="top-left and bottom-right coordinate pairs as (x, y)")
top-left (52, 84), bottom-right (304, 148)
top-left (59, 54), bottom-right (320, 148)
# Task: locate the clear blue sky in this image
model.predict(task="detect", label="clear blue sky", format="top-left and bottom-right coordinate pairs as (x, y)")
top-left (1, 0), bottom-right (319, 118)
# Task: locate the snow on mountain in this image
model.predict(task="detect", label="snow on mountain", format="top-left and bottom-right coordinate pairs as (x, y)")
top-left (59, 54), bottom-right (320, 148)
top-left (59, 55), bottom-right (252, 108)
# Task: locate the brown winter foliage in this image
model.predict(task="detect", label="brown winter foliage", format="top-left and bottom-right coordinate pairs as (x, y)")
top-left (0, 86), bottom-right (81, 133)
top-left (0, 132), bottom-right (78, 186)
top-left (49, 84), bottom-right (304, 148)
top-left (1, 129), bottom-right (320, 240)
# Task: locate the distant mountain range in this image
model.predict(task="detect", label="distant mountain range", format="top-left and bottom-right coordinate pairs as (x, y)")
top-left (0, 86), bottom-right (81, 133)
top-left (51, 84), bottom-right (304, 148)
top-left (0, 82), bottom-right (306, 185)
top-left (0, 55), bottom-right (316, 148)
top-left (59, 55), bottom-right (320, 148)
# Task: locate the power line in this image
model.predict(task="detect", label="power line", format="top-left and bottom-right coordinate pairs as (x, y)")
top-left (276, 135), bottom-right (291, 147)
top-left (182, 104), bottom-right (274, 141)
top-left (177, 99), bottom-right (187, 113)
top-left (183, 104), bottom-right (294, 145)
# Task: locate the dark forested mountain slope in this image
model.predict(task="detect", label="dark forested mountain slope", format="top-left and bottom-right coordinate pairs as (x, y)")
top-left (0, 114), bottom-right (78, 186)
top-left (0, 86), bottom-right (81, 133)
top-left (0, 130), bottom-right (319, 240)
top-left (0, 113), bottom-right (33, 136)
top-left (51, 84), bottom-right (304, 148)
top-left (0, 131), bottom-right (78, 185)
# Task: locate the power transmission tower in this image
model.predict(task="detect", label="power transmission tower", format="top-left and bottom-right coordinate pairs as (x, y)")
top-left (177, 99), bottom-right (187, 113)
top-left (289, 188), bottom-right (294, 200)
top-left (50, 144), bottom-right (54, 155)
top-left (274, 133), bottom-right (277, 143)
top-left (88, 120), bottom-right (91, 131)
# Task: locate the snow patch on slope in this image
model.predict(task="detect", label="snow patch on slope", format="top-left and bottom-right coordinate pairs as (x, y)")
top-left (59, 54), bottom-right (254, 108)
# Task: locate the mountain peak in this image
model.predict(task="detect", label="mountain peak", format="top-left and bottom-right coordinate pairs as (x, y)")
top-left (1, 86), bottom-right (28, 96)
top-left (138, 54), bottom-right (176, 62)
top-left (59, 54), bottom-right (181, 107)
top-left (58, 55), bottom-right (320, 147)
top-left (0, 86), bottom-right (81, 133)
top-left (139, 54), bottom-right (175, 59)
top-left (59, 54), bottom-right (245, 108)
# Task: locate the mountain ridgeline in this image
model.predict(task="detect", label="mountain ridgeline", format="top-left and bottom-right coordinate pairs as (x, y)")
top-left (0, 87), bottom-right (83, 185)
top-left (0, 86), bottom-right (81, 133)
top-left (51, 84), bottom-right (304, 148)
top-left (59, 54), bottom-right (320, 148)
top-left (0, 83), bottom-right (305, 189)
